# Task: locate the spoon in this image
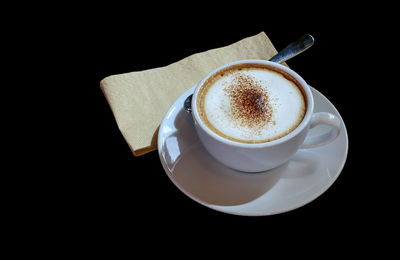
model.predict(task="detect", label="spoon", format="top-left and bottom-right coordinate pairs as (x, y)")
top-left (184, 34), bottom-right (314, 112)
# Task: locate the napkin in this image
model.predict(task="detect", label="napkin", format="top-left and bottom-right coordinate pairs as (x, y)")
top-left (100, 32), bottom-right (283, 156)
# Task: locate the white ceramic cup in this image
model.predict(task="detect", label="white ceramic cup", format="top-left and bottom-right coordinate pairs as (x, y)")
top-left (191, 59), bottom-right (341, 172)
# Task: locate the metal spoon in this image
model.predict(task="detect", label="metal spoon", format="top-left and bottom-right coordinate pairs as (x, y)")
top-left (268, 34), bottom-right (314, 63)
top-left (184, 34), bottom-right (314, 112)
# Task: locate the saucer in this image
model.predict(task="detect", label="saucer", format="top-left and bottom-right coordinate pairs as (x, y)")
top-left (157, 85), bottom-right (348, 216)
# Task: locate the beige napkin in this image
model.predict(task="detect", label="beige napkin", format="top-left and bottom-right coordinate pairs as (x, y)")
top-left (100, 32), bottom-right (283, 156)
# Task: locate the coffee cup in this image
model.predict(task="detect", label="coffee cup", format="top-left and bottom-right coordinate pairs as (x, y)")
top-left (190, 59), bottom-right (341, 172)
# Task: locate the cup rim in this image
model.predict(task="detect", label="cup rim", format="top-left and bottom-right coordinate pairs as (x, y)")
top-left (192, 59), bottom-right (314, 148)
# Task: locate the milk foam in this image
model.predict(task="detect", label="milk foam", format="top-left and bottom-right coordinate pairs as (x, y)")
top-left (202, 68), bottom-right (305, 143)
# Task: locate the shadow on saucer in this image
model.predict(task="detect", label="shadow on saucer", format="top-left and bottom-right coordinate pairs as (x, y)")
top-left (170, 141), bottom-right (285, 206)
top-left (281, 151), bottom-right (322, 179)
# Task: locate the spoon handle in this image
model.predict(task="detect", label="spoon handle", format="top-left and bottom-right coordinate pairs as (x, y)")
top-left (269, 34), bottom-right (314, 64)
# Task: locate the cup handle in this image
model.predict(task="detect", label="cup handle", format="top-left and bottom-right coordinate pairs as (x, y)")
top-left (300, 112), bottom-right (341, 149)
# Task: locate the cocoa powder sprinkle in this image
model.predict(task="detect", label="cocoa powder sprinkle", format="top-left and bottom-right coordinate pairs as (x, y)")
top-left (224, 72), bottom-right (273, 130)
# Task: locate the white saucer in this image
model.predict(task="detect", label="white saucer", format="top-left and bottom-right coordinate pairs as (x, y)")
top-left (157, 85), bottom-right (348, 216)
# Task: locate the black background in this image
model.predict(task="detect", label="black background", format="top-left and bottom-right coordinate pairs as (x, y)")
top-left (15, 2), bottom-right (395, 253)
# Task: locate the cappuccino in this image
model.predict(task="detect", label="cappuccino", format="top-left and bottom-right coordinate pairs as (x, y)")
top-left (196, 63), bottom-right (306, 143)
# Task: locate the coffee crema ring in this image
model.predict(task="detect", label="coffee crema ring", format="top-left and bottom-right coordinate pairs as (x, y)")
top-left (196, 63), bottom-right (306, 144)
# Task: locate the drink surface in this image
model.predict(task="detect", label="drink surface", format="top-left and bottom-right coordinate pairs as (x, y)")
top-left (197, 63), bottom-right (306, 143)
